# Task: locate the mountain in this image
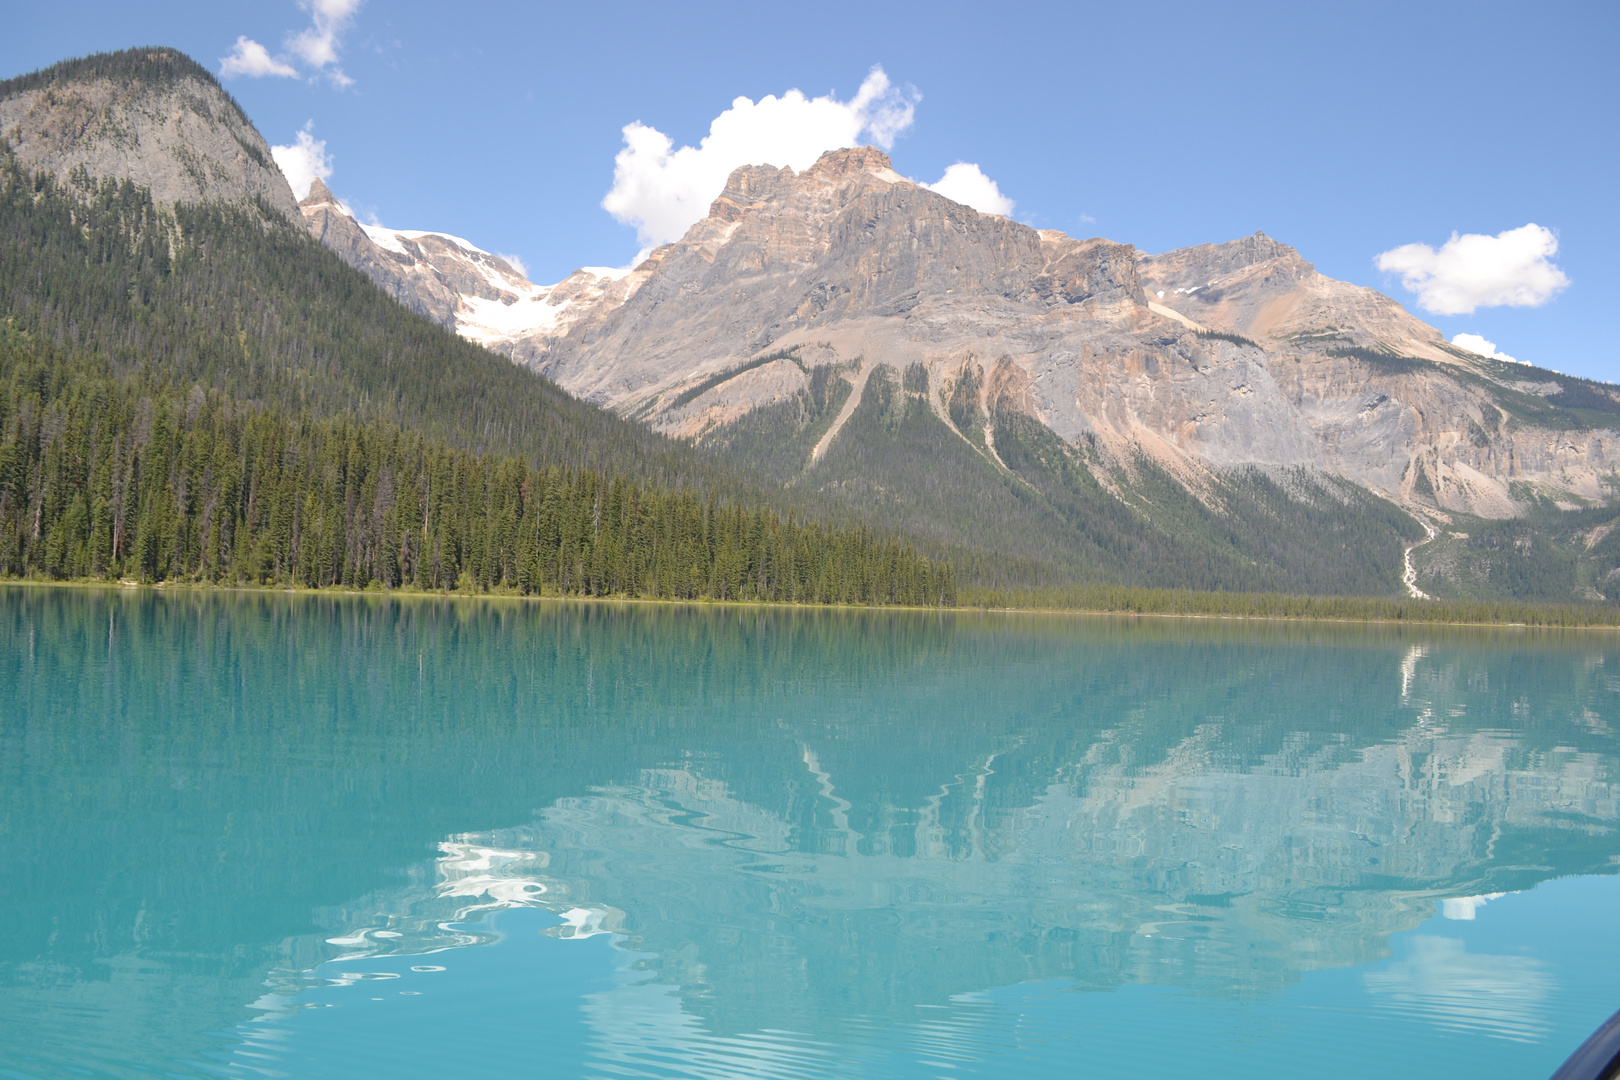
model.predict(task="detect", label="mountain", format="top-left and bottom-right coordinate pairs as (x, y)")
top-left (9, 46), bottom-right (1616, 602)
top-left (305, 147), bottom-right (1620, 598)
top-left (0, 48), bottom-right (961, 602)
top-left (316, 148), bottom-right (1619, 524)
top-left (0, 48), bottom-right (299, 217)
top-left (525, 149), bottom-right (1617, 517)
top-left (0, 48), bottom-right (744, 491)
top-left (299, 178), bottom-right (634, 350)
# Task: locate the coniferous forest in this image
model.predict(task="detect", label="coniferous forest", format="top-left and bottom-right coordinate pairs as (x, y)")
top-left (0, 160), bottom-right (953, 605)
top-left (0, 336), bottom-right (955, 603)
top-left (0, 158), bottom-right (717, 486)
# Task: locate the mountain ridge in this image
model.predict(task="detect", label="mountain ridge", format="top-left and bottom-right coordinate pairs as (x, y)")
top-left (303, 146), bottom-right (1617, 527)
top-left (0, 47), bottom-right (299, 218)
top-left (480, 148), bottom-right (1614, 522)
top-left (9, 45), bottom-right (1620, 604)
top-left (299, 177), bottom-right (637, 352)
top-left (295, 141), bottom-right (1620, 599)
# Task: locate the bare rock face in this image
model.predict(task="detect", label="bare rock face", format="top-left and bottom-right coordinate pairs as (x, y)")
top-left (1139, 234), bottom-right (1620, 514)
top-left (504, 148), bottom-right (1615, 520)
top-left (300, 180), bottom-right (460, 326)
top-left (285, 136), bottom-right (1615, 524)
top-left (0, 48), bottom-right (298, 218)
top-left (524, 149), bottom-right (1146, 407)
top-left (296, 179), bottom-right (632, 349)
top-left (1138, 233), bottom-right (1450, 361)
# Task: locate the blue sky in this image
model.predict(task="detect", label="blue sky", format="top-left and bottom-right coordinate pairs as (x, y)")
top-left (5, 0), bottom-right (1616, 379)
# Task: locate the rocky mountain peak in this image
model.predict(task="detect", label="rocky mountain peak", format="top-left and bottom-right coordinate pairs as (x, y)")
top-left (1230, 230), bottom-right (1300, 266)
top-left (801, 145), bottom-right (903, 184)
top-left (299, 177), bottom-right (341, 211)
top-left (0, 46), bottom-right (299, 218)
top-left (710, 164), bottom-right (794, 222)
top-left (292, 177), bottom-right (641, 354)
top-left (1137, 228), bottom-right (1449, 364)
top-left (706, 148), bottom-right (906, 225)
top-left (276, 128), bottom-right (1608, 528)
top-left (1143, 230), bottom-right (1312, 287)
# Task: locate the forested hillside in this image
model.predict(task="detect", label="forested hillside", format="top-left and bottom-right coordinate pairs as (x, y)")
top-left (0, 330), bottom-right (953, 604)
top-left (0, 152), bottom-right (954, 604)
top-left (1410, 500), bottom-right (1620, 605)
top-left (0, 160), bottom-right (716, 489)
top-left (710, 360), bottom-right (1426, 595)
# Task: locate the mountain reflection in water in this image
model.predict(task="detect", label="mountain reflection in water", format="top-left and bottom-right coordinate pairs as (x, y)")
top-left (1, 588), bottom-right (1617, 1078)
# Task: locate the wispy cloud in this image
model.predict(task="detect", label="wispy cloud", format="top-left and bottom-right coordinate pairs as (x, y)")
top-left (1364, 936), bottom-right (1550, 1043)
top-left (287, 0), bottom-right (362, 87)
top-left (1375, 223), bottom-right (1569, 316)
top-left (220, 0), bottom-right (362, 87)
top-left (602, 67), bottom-right (921, 252)
top-left (220, 36), bottom-right (298, 79)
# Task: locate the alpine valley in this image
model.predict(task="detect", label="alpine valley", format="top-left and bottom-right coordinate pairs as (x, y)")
top-left (4, 46), bottom-right (1619, 607)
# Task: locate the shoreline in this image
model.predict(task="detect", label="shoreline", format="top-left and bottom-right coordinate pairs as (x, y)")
top-left (3, 577), bottom-right (1617, 631)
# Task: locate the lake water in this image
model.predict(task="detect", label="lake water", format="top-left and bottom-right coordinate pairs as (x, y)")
top-left (2, 588), bottom-right (1618, 1079)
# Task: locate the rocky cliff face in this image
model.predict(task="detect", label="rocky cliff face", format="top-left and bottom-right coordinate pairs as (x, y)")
top-left (298, 178), bottom-right (458, 326)
top-left (488, 148), bottom-right (1616, 522)
top-left (0, 48), bottom-right (298, 218)
top-left (284, 138), bottom-right (1617, 525)
top-left (1138, 233), bottom-right (1620, 516)
top-left (296, 178), bottom-right (631, 348)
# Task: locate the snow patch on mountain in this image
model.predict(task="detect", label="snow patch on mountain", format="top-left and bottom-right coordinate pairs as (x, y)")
top-left (357, 222), bottom-right (410, 255)
top-left (310, 201), bottom-right (637, 353)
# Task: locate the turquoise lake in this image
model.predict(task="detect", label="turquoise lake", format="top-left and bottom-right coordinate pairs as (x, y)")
top-left (2, 587), bottom-right (1618, 1078)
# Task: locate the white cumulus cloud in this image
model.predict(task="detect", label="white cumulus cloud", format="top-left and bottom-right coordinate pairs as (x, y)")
top-left (1452, 333), bottom-right (1519, 364)
top-left (496, 253), bottom-right (530, 279)
top-left (1375, 223), bottom-right (1570, 316)
top-left (602, 67), bottom-right (920, 251)
top-left (287, 0), bottom-right (362, 86)
top-left (924, 162), bottom-right (1014, 217)
top-left (271, 123), bottom-right (333, 201)
top-left (219, 36), bottom-right (298, 79)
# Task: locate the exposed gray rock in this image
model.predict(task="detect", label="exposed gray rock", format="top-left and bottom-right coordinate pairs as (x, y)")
top-left (19, 48), bottom-right (1586, 528)
top-left (0, 49), bottom-right (298, 218)
top-left (1137, 231), bottom-right (1450, 359)
top-left (296, 180), bottom-right (631, 349)
top-left (503, 148), bottom-right (1615, 520)
top-left (299, 179), bottom-right (459, 326)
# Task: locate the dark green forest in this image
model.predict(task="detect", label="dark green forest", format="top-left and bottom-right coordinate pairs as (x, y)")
top-left (958, 580), bottom-right (1620, 627)
top-left (0, 157), bottom-right (951, 604)
top-left (0, 334), bottom-right (954, 603)
top-left (0, 159), bottom-right (723, 489)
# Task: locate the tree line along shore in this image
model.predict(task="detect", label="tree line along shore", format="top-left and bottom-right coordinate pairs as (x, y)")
top-left (0, 338), bottom-right (956, 607)
top-left (10, 338), bottom-right (1620, 625)
top-left (958, 583), bottom-right (1620, 628)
